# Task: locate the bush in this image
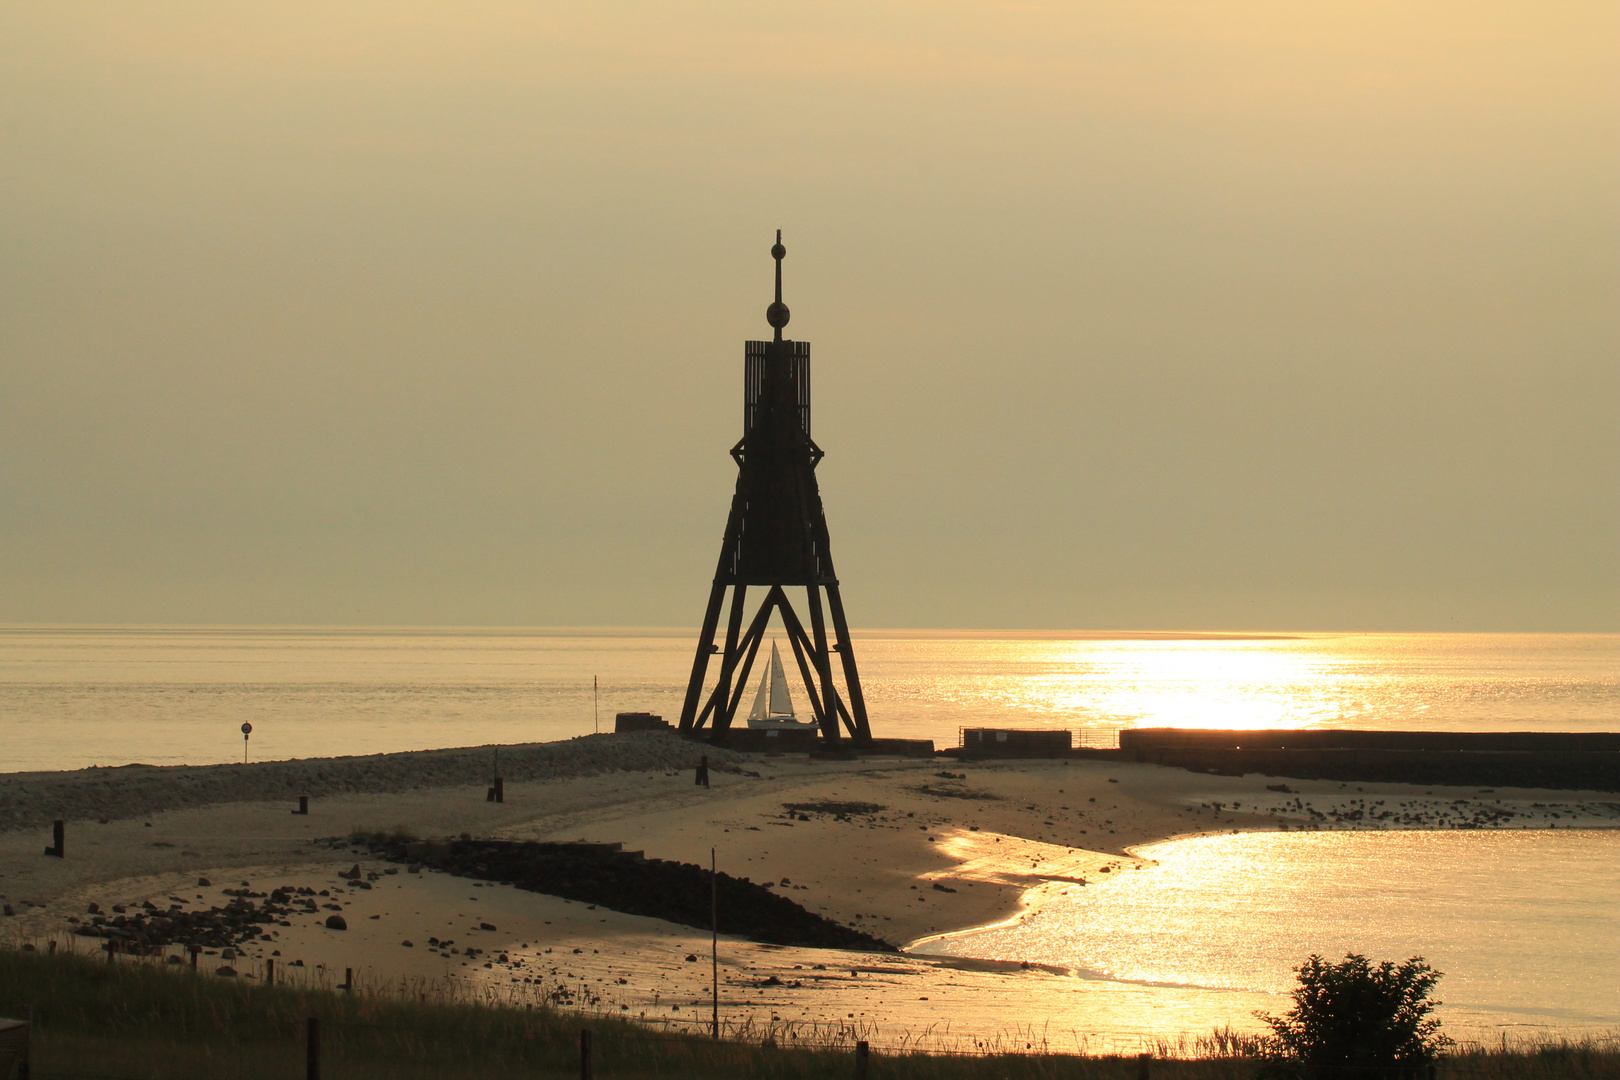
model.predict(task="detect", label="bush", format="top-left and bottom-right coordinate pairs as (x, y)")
top-left (1257, 954), bottom-right (1452, 1074)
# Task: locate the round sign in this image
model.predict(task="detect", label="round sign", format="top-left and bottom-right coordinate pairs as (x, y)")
top-left (241, 722), bottom-right (253, 736)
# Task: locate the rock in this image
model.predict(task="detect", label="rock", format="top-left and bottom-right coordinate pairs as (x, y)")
top-left (325, 915), bottom-right (347, 930)
top-left (685, 953), bottom-right (698, 962)
top-left (2, 904), bottom-right (14, 917)
top-left (479, 922), bottom-right (496, 931)
top-left (339, 864), bottom-right (361, 879)
top-left (197, 878), bottom-right (211, 887)
top-left (401, 940), bottom-right (414, 947)
top-left (216, 966), bottom-right (237, 977)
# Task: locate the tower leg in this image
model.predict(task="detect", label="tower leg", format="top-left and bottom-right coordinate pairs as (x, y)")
top-left (708, 585), bottom-right (749, 741)
top-left (778, 603), bottom-right (828, 726)
top-left (825, 583), bottom-right (872, 742)
top-left (679, 580), bottom-right (729, 733)
top-left (804, 585), bottom-right (844, 743)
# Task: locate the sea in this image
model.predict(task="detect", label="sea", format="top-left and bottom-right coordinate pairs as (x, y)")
top-left (3, 626), bottom-right (1617, 1041)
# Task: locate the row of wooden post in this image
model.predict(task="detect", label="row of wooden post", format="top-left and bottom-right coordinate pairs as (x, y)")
top-left (41, 797), bottom-right (310, 860)
top-left (6, 1012), bottom-right (1438, 1080)
top-left (39, 772), bottom-right (508, 860)
top-left (14, 1017), bottom-right (1072, 1080)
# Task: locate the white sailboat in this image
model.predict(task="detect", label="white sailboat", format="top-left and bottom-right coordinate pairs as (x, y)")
top-left (745, 640), bottom-right (816, 729)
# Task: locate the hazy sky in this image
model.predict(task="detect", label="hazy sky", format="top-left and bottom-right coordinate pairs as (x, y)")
top-left (3, 3), bottom-right (1615, 631)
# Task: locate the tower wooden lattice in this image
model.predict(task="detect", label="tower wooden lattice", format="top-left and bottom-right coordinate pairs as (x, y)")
top-left (678, 233), bottom-right (872, 745)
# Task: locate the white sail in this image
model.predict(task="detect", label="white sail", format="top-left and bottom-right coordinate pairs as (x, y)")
top-left (746, 640), bottom-right (799, 725)
top-left (767, 642), bottom-right (794, 719)
top-left (747, 650), bottom-right (773, 721)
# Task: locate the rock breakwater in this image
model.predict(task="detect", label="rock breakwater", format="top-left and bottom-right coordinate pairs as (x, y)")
top-left (374, 838), bottom-right (897, 954)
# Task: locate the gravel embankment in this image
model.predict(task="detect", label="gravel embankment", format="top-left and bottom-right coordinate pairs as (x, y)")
top-left (0, 733), bottom-right (742, 832)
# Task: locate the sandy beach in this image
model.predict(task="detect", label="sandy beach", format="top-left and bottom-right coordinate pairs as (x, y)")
top-left (4, 732), bottom-right (1617, 1048)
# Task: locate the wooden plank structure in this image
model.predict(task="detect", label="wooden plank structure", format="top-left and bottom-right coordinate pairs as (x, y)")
top-left (679, 234), bottom-right (872, 747)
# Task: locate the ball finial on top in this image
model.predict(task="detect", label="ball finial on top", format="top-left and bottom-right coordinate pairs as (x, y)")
top-left (766, 229), bottom-right (790, 330)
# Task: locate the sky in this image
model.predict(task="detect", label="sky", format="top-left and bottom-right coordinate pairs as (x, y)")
top-left (2, 2), bottom-right (1615, 632)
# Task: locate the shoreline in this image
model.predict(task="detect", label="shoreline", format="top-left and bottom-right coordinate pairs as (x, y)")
top-left (4, 733), bottom-right (1618, 1043)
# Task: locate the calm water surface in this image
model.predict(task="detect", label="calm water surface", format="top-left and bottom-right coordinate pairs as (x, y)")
top-left (1, 627), bottom-right (1616, 771)
top-left (917, 830), bottom-right (1620, 1038)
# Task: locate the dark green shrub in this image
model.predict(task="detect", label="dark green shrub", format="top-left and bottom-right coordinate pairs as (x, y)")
top-left (1257, 954), bottom-right (1452, 1075)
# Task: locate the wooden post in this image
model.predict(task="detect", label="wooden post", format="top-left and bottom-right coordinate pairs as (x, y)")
top-left (854, 1040), bottom-right (870, 1080)
top-left (293, 795), bottom-right (309, 815)
top-left (493, 776), bottom-right (504, 804)
top-left (579, 1028), bottom-right (593, 1080)
top-left (265, 957), bottom-right (275, 986)
top-left (1137, 1051), bottom-right (1151, 1079)
top-left (305, 1017), bottom-right (320, 1080)
top-left (710, 847), bottom-right (719, 1039)
top-left (44, 820), bottom-right (64, 858)
top-left (189, 943), bottom-right (200, 970)
top-left (17, 1004), bottom-right (31, 1080)
top-left (342, 967), bottom-right (353, 991)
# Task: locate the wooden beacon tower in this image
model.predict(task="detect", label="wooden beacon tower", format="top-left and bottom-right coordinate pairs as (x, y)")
top-left (678, 233), bottom-right (872, 746)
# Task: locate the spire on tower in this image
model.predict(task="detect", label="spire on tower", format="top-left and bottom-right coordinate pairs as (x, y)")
top-left (766, 229), bottom-right (790, 343)
top-left (678, 231), bottom-right (871, 747)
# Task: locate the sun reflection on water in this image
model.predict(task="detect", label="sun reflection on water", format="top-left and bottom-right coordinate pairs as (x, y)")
top-left (917, 830), bottom-right (1620, 1033)
top-left (858, 633), bottom-right (1619, 737)
top-left (1035, 640), bottom-right (1340, 730)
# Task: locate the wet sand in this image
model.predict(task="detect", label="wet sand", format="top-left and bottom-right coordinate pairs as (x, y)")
top-left (4, 733), bottom-right (1616, 1047)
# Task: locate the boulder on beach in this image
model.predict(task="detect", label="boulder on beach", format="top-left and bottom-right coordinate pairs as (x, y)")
top-left (325, 914), bottom-right (347, 930)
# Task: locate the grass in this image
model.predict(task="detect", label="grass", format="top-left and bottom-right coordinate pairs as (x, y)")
top-left (2, 948), bottom-right (1616, 1079)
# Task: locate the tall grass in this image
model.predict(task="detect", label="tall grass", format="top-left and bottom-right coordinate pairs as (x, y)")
top-left (1, 947), bottom-right (1614, 1079)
